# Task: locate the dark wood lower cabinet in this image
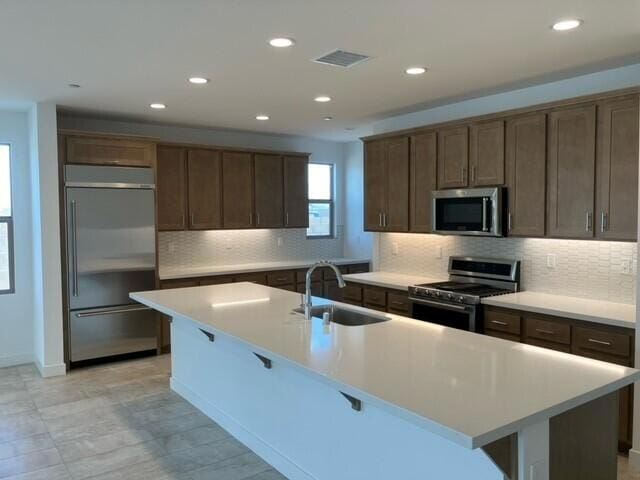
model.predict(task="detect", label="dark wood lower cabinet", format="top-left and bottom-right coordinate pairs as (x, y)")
top-left (484, 305), bottom-right (634, 452)
top-left (159, 278), bottom-right (200, 352)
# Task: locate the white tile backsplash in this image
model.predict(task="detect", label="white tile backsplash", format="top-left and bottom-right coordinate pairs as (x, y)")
top-left (159, 227), bottom-right (344, 269)
top-left (377, 233), bottom-right (637, 304)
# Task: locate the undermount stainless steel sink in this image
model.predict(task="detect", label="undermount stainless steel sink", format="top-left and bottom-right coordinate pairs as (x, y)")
top-left (292, 304), bottom-right (390, 327)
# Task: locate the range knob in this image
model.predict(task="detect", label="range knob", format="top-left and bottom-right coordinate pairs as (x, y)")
top-left (434, 291), bottom-right (440, 298)
top-left (457, 296), bottom-right (465, 303)
top-left (447, 293), bottom-right (453, 300)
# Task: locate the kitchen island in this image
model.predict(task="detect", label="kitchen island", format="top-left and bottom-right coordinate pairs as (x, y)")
top-left (131, 283), bottom-right (640, 480)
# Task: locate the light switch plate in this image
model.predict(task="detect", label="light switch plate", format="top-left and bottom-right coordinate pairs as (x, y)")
top-left (546, 254), bottom-right (556, 269)
top-left (621, 259), bottom-right (631, 275)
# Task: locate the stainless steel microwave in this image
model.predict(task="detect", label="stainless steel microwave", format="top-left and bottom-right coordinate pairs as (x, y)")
top-left (432, 187), bottom-right (504, 237)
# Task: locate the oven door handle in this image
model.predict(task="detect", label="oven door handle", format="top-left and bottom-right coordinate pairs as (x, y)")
top-left (482, 197), bottom-right (489, 232)
top-left (410, 297), bottom-right (472, 313)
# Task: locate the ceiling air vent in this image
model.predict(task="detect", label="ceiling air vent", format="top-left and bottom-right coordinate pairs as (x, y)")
top-left (313, 50), bottom-right (370, 68)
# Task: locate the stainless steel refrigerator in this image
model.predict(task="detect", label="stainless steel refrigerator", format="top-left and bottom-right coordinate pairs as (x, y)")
top-left (65, 165), bottom-right (157, 363)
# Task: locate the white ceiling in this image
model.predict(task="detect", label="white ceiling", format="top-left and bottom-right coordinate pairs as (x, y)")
top-left (1, 0), bottom-right (639, 141)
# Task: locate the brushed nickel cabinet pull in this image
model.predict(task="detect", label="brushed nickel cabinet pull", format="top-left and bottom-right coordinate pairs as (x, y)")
top-left (285, 212), bottom-right (289, 226)
top-left (256, 212), bottom-right (260, 226)
top-left (190, 212), bottom-right (195, 227)
top-left (491, 320), bottom-right (508, 326)
top-left (600, 212), bottom-right (608, 233)
top-left (507, 212), bottom-right (512, 232)
top-left (588, 338), bottom-right (612, 347)
top-left (535, 328), bottom-right (554, 335)
top-left (379, 212), bottom-right (383, 227)
top-left (585, 212), bottom-right (592, 232)
top-left (471, 166), bottom-right (476, 183)
top-left (383, 213), bottom-right (387, 227)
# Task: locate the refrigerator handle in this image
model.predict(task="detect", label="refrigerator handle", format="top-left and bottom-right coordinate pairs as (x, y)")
top-left (71, 200), bottom-right (79, 297)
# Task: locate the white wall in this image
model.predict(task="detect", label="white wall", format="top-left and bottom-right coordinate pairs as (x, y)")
top-left (343, 141), bottom-right (372, 258)
top-left (0, 111), bottom-right (34, 367)
top-left (28, 103), bottom-right (65, 377)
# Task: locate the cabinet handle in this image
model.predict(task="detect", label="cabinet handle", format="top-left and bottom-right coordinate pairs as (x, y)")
top-left (256, 212), bottom-right (260, 226)
top-left (588, 338), bottom-right (612, 347)
top-left (249, 212), bottom-right (253, 225)
top-left (471, 166), bottom-right (476, 183)
top-left (383, 213), bottom-right (387, 227)
top-left (507, 212), bottom-right (512, 232)
top-left (491, 320), bottom-right (508, 326)
top-left (585, 212), bottom-right (592, 232)
top-left (535, 328), bottom-right (555, 335)
top-left (391, 300), bottom-right (405, 306)
top-left (276, 277), bottom-right (288, 282)
top-left (181, 213), bottom-right (186, 228)
top-left (461, 166), bottom-right (467, 183)
top-left (379, 212), bottom-right (383, 227)
top-left (285, 212), bottom-right (289, 226)
top-left (190, 212), bottom-right (195, 227)
top-left (600, 212), bottom-right (608, 233)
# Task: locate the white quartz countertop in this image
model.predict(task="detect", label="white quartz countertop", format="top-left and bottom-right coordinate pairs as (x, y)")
top-left (342, 271), bottom-right (445, 291)
top-left (131, 284), bottom-right (639, 449)
top-left (159, 258), bottom-right (370, 280)
top-left (482, 291), bottom-right (636, 329)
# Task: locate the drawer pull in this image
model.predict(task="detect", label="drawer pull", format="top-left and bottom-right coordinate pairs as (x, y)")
top-left (535, 328), bottom-right (555, 335)
top-left (392, 301), bottom-right (405, 306)
top-left (276, 277), bottom-right (288, 282)
top-left (588, 338), bottom-right (612, 347)
top-left (491, 320), bottom-right (508, 326)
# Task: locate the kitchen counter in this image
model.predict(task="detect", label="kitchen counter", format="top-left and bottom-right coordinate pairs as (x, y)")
top-left (159, 257), bottom-right (370, 280)
top-left (132, 283), bottom-right (638, 449)
top-left (482, 291), bottom-right (636, 329)
top-left (342, 271), bottom-right (445, 291)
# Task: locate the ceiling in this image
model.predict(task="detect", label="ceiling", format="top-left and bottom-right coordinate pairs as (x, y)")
top-left (1, 0), bottom-right (639, 141)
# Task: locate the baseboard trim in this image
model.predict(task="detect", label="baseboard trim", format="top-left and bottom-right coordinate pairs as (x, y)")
top-left (0, 353), bottom-right (33, 368)
top-left (35, 359), bottom-right (67, 378)
top-left (629, 448), bottom-right (640, 471)
top-left (171, 376), bottom-right (315, 480)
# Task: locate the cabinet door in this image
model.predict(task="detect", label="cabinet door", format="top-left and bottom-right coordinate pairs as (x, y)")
top-left (547, 104), bottom-right (596, 238)
top-left (385, 137), bottom-right (410, 231)
top-left (159, 278), bottom-right (199, 350)
top-left (187, 149), bottom-right (222, 229)
top-left (505, 113), bottom-right (547, 236)
top-left (364, 140), bottom-right (387, 231)
top-left (437, 126), bottom-right (468, 189)
top-left (596, 96), bottom-right (639, 240)
top-left (66, 136), bottom-right (155, 167)
top-left (255, 154), bottom-right (284, 228)
top-left (222, 151), bottom-right (254, 228)
top-left (156, 146), bottom-right (187, 231)
top-left (283, 156), bottom-right (309, 228)
top-left (470, 120), bottom-right (505, 186)
top-left (410, 132), bottom-right (437, 232)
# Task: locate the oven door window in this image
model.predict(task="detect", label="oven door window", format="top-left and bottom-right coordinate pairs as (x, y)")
top-left (411, 301), bottom-right (472, 331)
top-left (435, 197), bottom-right (491, 232)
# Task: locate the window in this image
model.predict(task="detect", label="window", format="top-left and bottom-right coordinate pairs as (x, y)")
top-left (0, 144), bottom-right (14, 294)
top-left (307, 163), bottom-right (334, 238)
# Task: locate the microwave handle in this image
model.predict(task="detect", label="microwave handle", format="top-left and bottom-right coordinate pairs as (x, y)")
top-left (482, 197), bottom-right (489, 232)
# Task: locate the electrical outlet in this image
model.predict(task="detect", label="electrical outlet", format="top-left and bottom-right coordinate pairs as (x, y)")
top-left (546, 254), bottom-right (556, 269)
top-left (225, 237), bottom-right (233, 250)
top-left (277, 237), bottom-right (283, 247)
top-left (392, 242), bottom-right (399, 255)
top-left (621, 259), bottom-right (631, 275)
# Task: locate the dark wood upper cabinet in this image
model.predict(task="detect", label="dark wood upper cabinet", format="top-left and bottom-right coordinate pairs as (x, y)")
top-left (410, 132), bottom-right (437, 233)
top-left (596, 96), bottom-right (639, 240)
top-left (222, 151), bottom-right (254, 228)
top-left (66, 135), bottom-right (155, 167)
top-left (283, 156), bottom-right (309, 228)
top-left (385, 137), bottom-right (410, 231)
top-left (505, 113), bottom-right (547, 237)
top-left (364, 140), bottom-right (387, 231)
top-left (255, 154), bottom-right (284, 228)
top-left (470, 120), bottom-right (505, 186)
top-left (187, 149), bottom-right (222, 230)
top-left (437, 126), bottom-right (469, 189)
top-left (547, 104), bottom-right (597, 239)
top-left (156, 145), bottom-right (187, 231)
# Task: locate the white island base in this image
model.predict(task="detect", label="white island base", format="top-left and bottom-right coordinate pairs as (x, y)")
top-left (170, 315), bottom-right (614, 480)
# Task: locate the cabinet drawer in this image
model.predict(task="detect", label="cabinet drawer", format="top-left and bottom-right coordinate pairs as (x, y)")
top-left (524, 316), bottom-right (570, 345)
top-left (347, 263), bottom-right (370, 274)
top-left (323, 266), bottom-right (347, 280)
top-left (161, 279), bottom-right (199, 289)
top-left (524, 337), bottom-right (571, 353)
top-left (296, 268), bottom-right (322, 284)
top-left (387, 292), bottom-right (409, 313)
top-left (573, 326), bottom-right (631, 358)
top-left (485, 330), bottom-right (521, 343)
top-left (200, 276), bottom-right (233, 286)
top-left (234, 273), bottom-right (267, 285)
top-left (485, 309), bottom-right (521, 336)
top-left (296, 282), bottom-right (322, 297)
top-left (267, 270), bottom-right (296, 286)
top-left (363, 287), bottom-right (387, 308)
top-left (343, 284), bottom-right (363, 302)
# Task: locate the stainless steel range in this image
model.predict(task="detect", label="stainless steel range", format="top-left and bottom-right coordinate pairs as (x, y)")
top-left (408, 256), bottom-right (520, 332)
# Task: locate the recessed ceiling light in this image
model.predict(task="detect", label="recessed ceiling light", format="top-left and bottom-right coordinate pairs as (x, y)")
top-left (149, 103), bottom-right (166, 110)
top-left (269, 37), bottom-right (295, 48)
top-left (405, 67), bottom-right (427, 75)
top-left (323, 116), bottom-right (333, 121)
top-left (188, 77), bottom-right (209, 85)
top-left (552, 19), bottom-right (583, 31)
top-left (68, 83), bottom-right (81, 88)
top-left (256, 114), bottom-right (270, 121)
top-left (314, 95), bottom-right (332, 103)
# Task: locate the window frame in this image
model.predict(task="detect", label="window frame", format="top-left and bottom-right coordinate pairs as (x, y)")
top-left (306, 162), bottom-right (335, 239)
top-left (0, 143), bottom-right (14, 295)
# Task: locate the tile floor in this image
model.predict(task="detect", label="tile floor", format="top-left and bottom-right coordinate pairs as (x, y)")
top-left (0, 354), bottom-right (637, 480)
top-left (0, 355), bottom-right (285, 480)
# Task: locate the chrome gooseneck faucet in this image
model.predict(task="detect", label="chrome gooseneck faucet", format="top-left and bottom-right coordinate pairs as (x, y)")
top-left (304, 261), bottom-right (346, 319)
